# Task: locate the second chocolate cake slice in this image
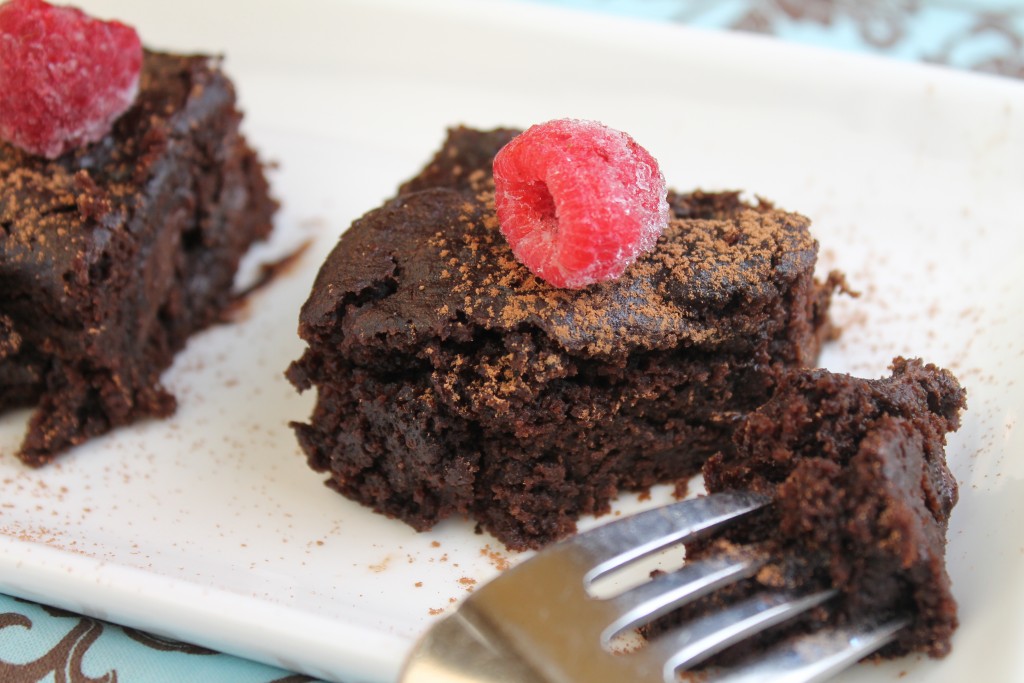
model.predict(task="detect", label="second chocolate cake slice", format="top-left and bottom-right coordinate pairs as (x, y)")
top-left (287, 127), bottom-right (842, 550)
top-left (0, 51), bottom-right (276, 465)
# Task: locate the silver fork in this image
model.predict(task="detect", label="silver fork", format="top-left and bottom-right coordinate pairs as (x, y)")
top-left (400, 490), bottom-right (908, 683)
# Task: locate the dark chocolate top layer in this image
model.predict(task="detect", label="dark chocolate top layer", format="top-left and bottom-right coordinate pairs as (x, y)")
top-left (299, 127), bottom-right (822, 359)
top-left (1, 49), bottom-right (274, 464)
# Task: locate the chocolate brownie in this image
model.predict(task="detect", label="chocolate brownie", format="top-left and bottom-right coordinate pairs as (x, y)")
top-left (675, 358), bottom-right (965, 660)
top-left (0, 50), bottom-right (276, 465)
top-left (287, 126), bottom-right (842, 550)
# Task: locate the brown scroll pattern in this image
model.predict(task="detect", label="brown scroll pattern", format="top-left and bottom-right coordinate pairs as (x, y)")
top-left (0, 601), bottom-right (318, 683)
top-left (670, 0), bottom-right (1024, 79)
top-left (0, 611), bottom-right (115, 683)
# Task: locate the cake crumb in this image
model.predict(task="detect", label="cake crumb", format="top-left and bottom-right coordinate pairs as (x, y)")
top-left (481, 545), bottom-right (511, 571)
top-left (369, 556), bottom-right (391, 573)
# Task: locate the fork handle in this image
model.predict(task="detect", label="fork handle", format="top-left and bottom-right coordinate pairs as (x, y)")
top-left (400, 611), bottom-right (548, 683)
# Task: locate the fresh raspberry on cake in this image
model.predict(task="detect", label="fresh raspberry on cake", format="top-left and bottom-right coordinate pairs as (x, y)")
top-left (492, 118), bottom-right (669, 289)
top-left (0, 0), bottom-right (142, 159)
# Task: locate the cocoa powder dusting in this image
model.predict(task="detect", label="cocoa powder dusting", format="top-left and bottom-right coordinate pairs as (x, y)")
top-left (433, 171), bottom-right (818, 360)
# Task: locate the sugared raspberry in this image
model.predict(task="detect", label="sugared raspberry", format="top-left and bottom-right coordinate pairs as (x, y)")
top-left (492, 119), bottom-right (669, 289)
top-left (0, 0), bottom-right (142, 159)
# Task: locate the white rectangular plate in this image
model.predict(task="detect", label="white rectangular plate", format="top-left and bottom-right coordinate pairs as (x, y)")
top-left (1, 1), bottom-right (1022, 681)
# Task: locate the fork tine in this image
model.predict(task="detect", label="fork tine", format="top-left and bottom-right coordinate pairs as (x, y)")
top-left (402, 486), bottom-right (907, 683)
top-left (569, 491), bottom-right (770, 585)
top-left (643, 588), bottom-right (837, 676)
top-left (710, 618), bottom-right (909, 683)
top-left (601, 552), bottom-right (767, 644)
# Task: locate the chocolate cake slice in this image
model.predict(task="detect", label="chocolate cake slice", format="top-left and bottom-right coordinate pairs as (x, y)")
top-left (0, 50), bottom-right (276, 465)
top-left (287, 126), bottom-right (842, 550)
top-left (673, 358), bottom-right (966, 660)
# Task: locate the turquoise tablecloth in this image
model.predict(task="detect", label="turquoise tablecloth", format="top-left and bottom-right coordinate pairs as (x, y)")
top-left (2, 1), bottom-right (1022, 681)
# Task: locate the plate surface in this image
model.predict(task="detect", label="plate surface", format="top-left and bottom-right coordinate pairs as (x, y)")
top-left (1, 1), bottom-right (1022, 681)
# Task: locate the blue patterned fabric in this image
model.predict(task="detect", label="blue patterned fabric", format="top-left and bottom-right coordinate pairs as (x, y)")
top-left (0, 594), bottom-right (314, 682)
top-left (2, 1), bottom-right (1022, 681)
top-left (526, 0), bottom-right (1024, 78)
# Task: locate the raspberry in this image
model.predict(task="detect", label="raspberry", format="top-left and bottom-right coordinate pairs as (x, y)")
top-left (0, 0), bottom-right (142, 159)
top-left (492, 119), bottom-right (669, 289)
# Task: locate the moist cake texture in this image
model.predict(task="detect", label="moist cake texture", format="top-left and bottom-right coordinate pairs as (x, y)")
top-left (287, 126), bottom-right (841, 550)
top-left (0, 50), bottom-right (276, 465)
top-left (675, 358), bottom-right (965, 660)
